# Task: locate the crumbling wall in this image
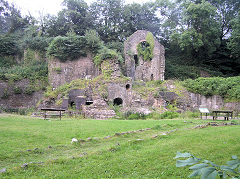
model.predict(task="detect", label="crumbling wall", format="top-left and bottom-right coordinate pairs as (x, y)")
top-left (0, 79), bottom-right (43, 109)
top-left (48, 54), bottom-right (99, 89)
top-left (124, 30), bottom-right (165, 81)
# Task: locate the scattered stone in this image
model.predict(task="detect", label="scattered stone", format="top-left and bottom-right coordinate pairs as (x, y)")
top-left (27, 149), bottom-right (32, 152)
top-left (79, 139), bottom-right (86, 143)
top-left (87, 137), bottom-right (92, 141)
top-left (0, 168), bottom-right (6, 173)
top-left (121, 132), bottom-right (126, 135)
top-left (115, 133), bottom-right (121, 136)
top-left (21, 163), bottom-right (28, 168)
top-left (93, 137), bottom-right (99, 140)
top-left (34, 148), bottom-right (39, 151)
top-left (71, 138), bottom-right (78, 144)
top-left (152, 135), bottom-right (158, 138)
top-left (48, 146), bottom-right (52, 149)
top-left (104, 136), bottom-right (111, 139)
top-left (116, 142), bottom-right (120, 146)
top-left (145, 128), bottom-right (151, 130)
top-left (136, 139), bottom-right (144, 141)
top-left (161, 133), bottom-right (167, 136)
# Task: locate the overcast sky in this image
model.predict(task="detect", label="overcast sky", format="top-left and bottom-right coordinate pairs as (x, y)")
top-left (7, 0), bottom-right (152, 18)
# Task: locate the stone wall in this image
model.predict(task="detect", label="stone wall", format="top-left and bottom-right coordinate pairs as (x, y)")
top-left (189, 93), bottom-right (240, 111)
top-left (124, 30), bottom-right (165, 81)
top-left (48, 54), bottom-right (99, 89)
top-left (0, 80), bottom-right (43, 109)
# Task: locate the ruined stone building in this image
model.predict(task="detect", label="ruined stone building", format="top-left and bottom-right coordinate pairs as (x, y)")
top-left (124, 30), bottom-right (165, 81)
top-left (42, 30), bottom-right (167, 118)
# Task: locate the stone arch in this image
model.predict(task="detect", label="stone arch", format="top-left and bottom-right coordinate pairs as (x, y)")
top-left (113, 98), bottom-right (123, 106)
top-left (126, 84), bottom-right (130, 90)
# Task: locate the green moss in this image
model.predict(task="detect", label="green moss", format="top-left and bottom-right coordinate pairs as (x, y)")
top-left (53, 67), bottom-right (62, 74)
top-left (137, 32), bottom-right (155, 61)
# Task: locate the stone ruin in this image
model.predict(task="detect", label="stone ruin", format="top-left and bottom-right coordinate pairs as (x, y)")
top-left (124, 30), bottom-right (165, 81)
top-left (43, 30), bottom-right (168, 118)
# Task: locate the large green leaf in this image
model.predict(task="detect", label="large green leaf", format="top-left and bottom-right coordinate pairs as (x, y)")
top-left (201, 167), bottom-right (218, 179)
top-left (176, 157), bottom-right (200, 167)
top-left (189, 163), bottom-right (209, 170)
top-left (175, 152), bottom-right (192, 159)
top-left (189, 168), bottom-right (203, 177)
top-left (220, 165), bottom-right (237, 173)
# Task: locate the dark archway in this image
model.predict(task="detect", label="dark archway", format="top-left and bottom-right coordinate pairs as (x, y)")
top-left (151, 74), bottom-right (154, 81)
top-left (134, 55), bottom-right (138, 66)
top-left (85, 101), bottom-right (93, 105)
top-left (113, 98), bottom-right (123, 106)
top-left (126, 84), bottom-right (130, 90)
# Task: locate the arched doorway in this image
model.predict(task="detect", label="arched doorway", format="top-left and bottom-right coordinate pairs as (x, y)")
top-left (113, 98), bottom-right (123, 106)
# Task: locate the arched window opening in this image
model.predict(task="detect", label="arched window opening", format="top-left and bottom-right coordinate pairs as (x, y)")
top-left (151, 74), bottom-right (154, 81)
top-left (134, 55), bottom-right (138, 66)
top-left (113, 98), bottom-right (123, 106)
top-left (126, 84), bottom-right (130, 90)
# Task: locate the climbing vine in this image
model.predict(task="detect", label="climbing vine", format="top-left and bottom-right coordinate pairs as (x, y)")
top-left (137, 32), bottom-right (155, 61)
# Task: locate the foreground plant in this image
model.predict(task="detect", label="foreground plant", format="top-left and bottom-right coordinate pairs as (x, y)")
top-left (175, 152), bottom-right (240, 178)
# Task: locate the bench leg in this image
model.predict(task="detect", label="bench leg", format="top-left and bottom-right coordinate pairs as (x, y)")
top-left (60, 111), bottom-right (61, 120)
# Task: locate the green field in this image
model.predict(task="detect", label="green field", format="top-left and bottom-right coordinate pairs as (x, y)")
top-left (0, 114), bottom-right (239, 178)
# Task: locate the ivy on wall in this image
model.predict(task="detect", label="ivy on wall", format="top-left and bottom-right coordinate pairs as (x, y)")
top-left (137, 32), bottom-right (155, 61)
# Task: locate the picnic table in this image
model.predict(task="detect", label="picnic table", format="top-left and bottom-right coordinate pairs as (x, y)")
top-left (212, 110), bottom-right (233, 120)
top-left (41, 108), bottom-right (66, 120)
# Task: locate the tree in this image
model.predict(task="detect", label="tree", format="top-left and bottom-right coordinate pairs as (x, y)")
top-left (171, 0), bottom-right (221, 62)
top-left (90, 0), bottom-right (124, 42)
top-left (228, 12), bottom-right (240, 58)
top-left (207, 0), bottom-right (240, 41)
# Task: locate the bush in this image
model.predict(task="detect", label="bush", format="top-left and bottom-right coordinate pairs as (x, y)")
top-left (47, 35), bottom-right (87, 61)
top-left (0, 35), bottom-right (20, 56)
top-left (24, 36), bottom-right (52, 52)
top-left (93, 46), bottom-right (123, 66)
top-left (13, 87), bottom-right (23, 94)
top-left (24, 86), bottom-right (35, 95)
top-left (183, 76), bottom-right (240, 101)
top-left (159, 111), bottom-right (179, 119)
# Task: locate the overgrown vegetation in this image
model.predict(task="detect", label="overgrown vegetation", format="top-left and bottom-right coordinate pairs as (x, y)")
top-left (137, 32), bottom-right (155, 61)
top-left (183, 76), bottom-right (240, 101)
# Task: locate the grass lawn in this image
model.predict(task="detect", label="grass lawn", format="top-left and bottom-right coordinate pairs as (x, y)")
top-left (0, 114), bottom-right (239, 178)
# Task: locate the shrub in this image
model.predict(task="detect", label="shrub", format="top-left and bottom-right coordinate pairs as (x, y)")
top-left (93, 46), bottom-right (123, 66)
top-left (13, 87), bottom-right (23, 94)
top-left (159, 111), bottom-right (179, 119)
top-left (24, 36), bottom-right (52, 52)
top-left (85, 30), bottom-right (102, 54)
top-left (1, 88), bottom-right (9, 99)
top-left (0, 35), bottom-right (20, 56)
top-left (183, 76), bottom-right (240, 101)
top-left (137, 32), bottom-right (154, 61)
top-left (47, 35), bottom-right (87, 61)
top-left (24, 86), bottom-right (35, 95)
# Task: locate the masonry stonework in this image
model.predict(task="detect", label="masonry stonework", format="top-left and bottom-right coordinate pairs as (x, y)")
top-left (124, 30), bottom-right (165, 81)
top-left (48, 54), bottom-right (99, 89)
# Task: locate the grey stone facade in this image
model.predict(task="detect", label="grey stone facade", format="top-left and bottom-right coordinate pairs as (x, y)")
top-left (124, 30), bottom-right (165, 81)
top-left (48, 54), bottom-right (99, 89)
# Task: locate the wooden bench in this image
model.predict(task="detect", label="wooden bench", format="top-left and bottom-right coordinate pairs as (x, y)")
top-left (212, 110), bottom-right (233, 120)
top-left (41, 108), bottom-right (66, 120)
